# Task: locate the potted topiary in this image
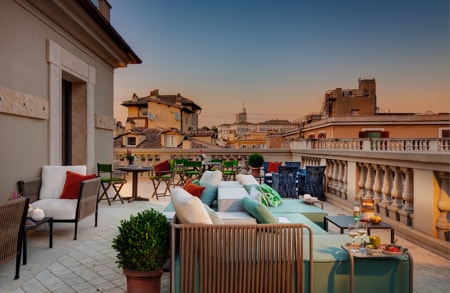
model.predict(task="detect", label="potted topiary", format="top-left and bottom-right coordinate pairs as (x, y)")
top-left (112, 208), bottom-right (170, 293)
top-left (248, 153), bottom-right (264, 178)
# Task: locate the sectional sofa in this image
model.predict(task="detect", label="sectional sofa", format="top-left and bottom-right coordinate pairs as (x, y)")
top-left (166, 171), bottom-right (412, 293)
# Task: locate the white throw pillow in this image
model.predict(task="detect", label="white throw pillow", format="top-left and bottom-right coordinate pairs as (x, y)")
top-left (199, 170), bottom-right (223, 186)
top-left (39, 165), bottom-right (87, 199)
top-left (171, 187), bottom-right (213, 224)
top-left (236, 174), bottom-right (259, 186)
top-left (203, 204), bottom-right (223, 224)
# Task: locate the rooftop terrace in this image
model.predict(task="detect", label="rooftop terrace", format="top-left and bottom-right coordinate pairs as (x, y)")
top-left (0, 179), bottom-right (448, 292)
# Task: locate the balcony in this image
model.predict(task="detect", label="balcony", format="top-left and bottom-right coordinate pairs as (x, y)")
top-left (114, 138), bottom-right (450, 258)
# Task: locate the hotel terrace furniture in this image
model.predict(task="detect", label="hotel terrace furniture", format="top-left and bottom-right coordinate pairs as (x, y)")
top-left (17, 165), bottom-right (101, 240)
top-left (221, 160), bottom-right (239, 181)
top-left (182, 160), bottom-right (202, 182)
top-left (165, 171), bottom-right (412, 292)
top-left (117, 166), bottom-right (153, 202)
top-left (171, 159), bottom-right (186, 186)
top-left (97, 163), bottom-right (127, 205)
top-left (0, 197), bottom-right (29, 280)
top-left (324, 215), bottom-right (396, 243)
top-left (272, 166), bottom-right (300, 198)
top-left (23, 216), bottom-right (53, 265)
top-left (150, 160), bottom-right (173, 200)
top-left (302, 166), bottom-right (326, 201)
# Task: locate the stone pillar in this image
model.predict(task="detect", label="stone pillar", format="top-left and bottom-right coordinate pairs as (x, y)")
top-left (364, 164), bottom-right (374, 200)
top-left (379, 165), bottom-right (393, 217)
top-left (327, 160), bottom-right (335, 195)
top-left (388, 167), bottom-right (405, 221)
top-left (372, 165), bottom-right (383, 212)
top-left (358, 163), bottom-right (366, 197)
top-left (436, 172), bottom-right (450, 241)
top-left (340, 161), bottom-right (348, 200)
top-left (399, 168), bottom-right (414, 226)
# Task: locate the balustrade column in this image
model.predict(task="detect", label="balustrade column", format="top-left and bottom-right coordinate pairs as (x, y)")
top-left (379, 165), bottom-right (393, 216)
top-left (332, 160), bottom-right (340, 195)
top-left (372, 165), bottom-right (383, 212)
top-left (336, 160), bottom-right (344, 197)
top-left (358, 163), bottom-right (366, 197)
top-left (399, 168), bottom-right (414, 226)
top-left (364, 164), bottom-right (374, 200)
top-left (436, 172), bottom-right (450, 241)
top-left (327, 161), bottom-right (335, 195)
top-left (340, 161), bottom-right (348, 200)
top-left (388, 167), bottom-right (405, 221)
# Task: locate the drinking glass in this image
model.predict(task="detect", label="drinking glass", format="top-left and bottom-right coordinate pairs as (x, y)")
top-left (348, 223), bottom-right (359, 250)
top-left (356, 222), bottom-right (368, 246)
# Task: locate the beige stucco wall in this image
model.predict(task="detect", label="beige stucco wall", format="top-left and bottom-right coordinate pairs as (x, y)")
top-left (0, 1), bottom-right (117, 200)
top-left (148, 102), bottom-right (181, 130)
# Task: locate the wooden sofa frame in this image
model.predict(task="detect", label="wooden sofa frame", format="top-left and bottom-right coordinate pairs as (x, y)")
top-left (17, 177), bottom-right (101, 240)
top-left (0, 197), bottom-right (29, 279)
top-left (171, 216), bottom-right (314, 293)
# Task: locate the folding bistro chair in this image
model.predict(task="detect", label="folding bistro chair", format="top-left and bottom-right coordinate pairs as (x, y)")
top-left (172, 159), bottom-right (186, 186)
top-left (222, 160), bottom-right (238, 181)
top-left (182, 160), bottom-right (202, 182)
top-left (150, 160), bottom-right (173, 199)
top-left (97, 163), bottom-right (127, 205)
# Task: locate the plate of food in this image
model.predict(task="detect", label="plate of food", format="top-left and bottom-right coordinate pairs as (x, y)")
top-left (382, 244), bottom-right (407, 255)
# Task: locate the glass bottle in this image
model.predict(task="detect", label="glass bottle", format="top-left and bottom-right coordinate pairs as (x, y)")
top-left (353, 195), bottom-right (361, 223)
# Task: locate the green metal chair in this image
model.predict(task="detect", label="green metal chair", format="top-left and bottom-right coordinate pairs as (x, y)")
top-left (172, 159), bottom-right (186, 186)
top-left (222, 160), bottom-right (238, 181)
top-left (183, 160), bottom-right (202, 181)
top-left (97, 163), bottom-right (127, 205)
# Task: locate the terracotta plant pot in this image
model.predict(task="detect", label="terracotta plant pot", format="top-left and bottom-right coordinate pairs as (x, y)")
top-left (123, 269), bottom-right (163, 293)
top-left (251, 167), bottom-right (261, 178)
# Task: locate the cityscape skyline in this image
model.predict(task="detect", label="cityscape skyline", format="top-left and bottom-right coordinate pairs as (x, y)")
top-left (110, 0), bottom-right (449, 127)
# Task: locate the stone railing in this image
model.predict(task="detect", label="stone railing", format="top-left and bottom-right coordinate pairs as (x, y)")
top-left (114, 138), bottom-right (450, 258)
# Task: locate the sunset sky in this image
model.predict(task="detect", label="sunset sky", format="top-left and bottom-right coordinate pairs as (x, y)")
top-left (109, 0), bottom-right (449, 127)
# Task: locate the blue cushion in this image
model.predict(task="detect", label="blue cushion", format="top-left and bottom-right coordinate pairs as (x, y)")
top-left (199, 182), bottom-right (218, 206)
top-left (241, 197), bottom-right (277, 224)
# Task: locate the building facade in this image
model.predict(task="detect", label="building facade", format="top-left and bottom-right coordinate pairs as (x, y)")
top-left (0, 0), bottom-right (140, 199)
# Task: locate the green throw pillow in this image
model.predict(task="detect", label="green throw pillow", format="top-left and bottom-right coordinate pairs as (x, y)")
top-left (241, 196), bottom-right (278, 224)
top-left (258, 183), bottom-right (283, 207)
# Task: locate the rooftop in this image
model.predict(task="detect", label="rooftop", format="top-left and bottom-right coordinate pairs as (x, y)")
top-left (0, 179), bottom-right (448, 292)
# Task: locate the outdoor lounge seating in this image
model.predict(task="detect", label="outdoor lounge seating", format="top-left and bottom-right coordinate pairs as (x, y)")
top-left (0, 197), bottom-right (29, 280)
top-left (17, 165), bottom-right (101, 240)
top-left (165, 171), bottom-right (412, 292)
top-left (272, 165), bottom-right (300, 198)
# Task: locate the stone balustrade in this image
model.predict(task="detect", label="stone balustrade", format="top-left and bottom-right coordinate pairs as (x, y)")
top-left (114, 137), bottom-right (450, 257)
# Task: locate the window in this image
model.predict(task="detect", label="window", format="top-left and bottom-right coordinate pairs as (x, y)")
top-left (318, 132), bottom-right (326, 138)
top-left (440, 128), bottom-right (450, 138)
top-left (127, 136), bottom-right (136, 146)
top-left (351, 109), bottom-right (361, 116)
top-left (165, 135), bottom-right (177, 147)
top-left (359, 131), bottom-right (389, 138)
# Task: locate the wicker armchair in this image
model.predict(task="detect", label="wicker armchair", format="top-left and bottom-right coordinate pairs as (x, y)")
top-left (171, 216), bottom-right (314, 293)
top-left (0, 197), bottom-right (29, 279)
top-left (17, 177), bottom-right (101, 240)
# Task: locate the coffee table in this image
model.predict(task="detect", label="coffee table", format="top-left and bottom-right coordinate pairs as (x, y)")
top-left (23, 217), bottom-right (53, 265)
top-left (324, 215), bottom-right (395, 243)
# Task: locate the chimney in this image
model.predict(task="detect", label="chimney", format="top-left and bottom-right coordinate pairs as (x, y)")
top-left (98, 0), bottom-right (111, 22)
top-left (150, 89), bottom-right (159, 97)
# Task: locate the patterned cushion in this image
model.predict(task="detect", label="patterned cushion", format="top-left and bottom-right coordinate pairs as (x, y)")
top-left (258, 183), bottom-right (283, 207)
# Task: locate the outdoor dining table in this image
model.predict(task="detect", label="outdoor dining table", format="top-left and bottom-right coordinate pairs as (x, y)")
top-left (117, 166), bottom-right (153, 202)
top-left (201, 161), bottom-right (222, 172)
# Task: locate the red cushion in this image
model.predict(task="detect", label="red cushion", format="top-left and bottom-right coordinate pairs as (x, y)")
top-left (268, 162), bottom-right (282, 173)
top-left (154, 160), bottom-right (170, 176)
top-left (60, 171), bottom-right (96, 199)
top-left (183, 179), bottom-right (205, 198)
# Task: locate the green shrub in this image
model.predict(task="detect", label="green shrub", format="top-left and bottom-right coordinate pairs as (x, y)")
top-left (248, 153), bottom-right (264, 168)
top-left (112, 208), bottom-right (170, 271)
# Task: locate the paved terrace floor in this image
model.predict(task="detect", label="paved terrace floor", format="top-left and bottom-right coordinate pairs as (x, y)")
top-left (0, 179), bottom-right (449, 293)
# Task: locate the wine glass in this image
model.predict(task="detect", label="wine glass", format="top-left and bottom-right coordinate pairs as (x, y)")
top-left (348, 223), bottom-right (359, 251)
top-left (356, 222), bottom-right (368, 246)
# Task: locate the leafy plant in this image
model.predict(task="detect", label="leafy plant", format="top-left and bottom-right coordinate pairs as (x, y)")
top-left (112, 209), bottom-right (170, 271)
top-left (248, 153), bottom-right (264, 168)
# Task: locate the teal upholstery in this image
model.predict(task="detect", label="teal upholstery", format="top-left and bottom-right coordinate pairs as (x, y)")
top-left (199, 182), bottom-right (218, 206)
top-left (268, 198), bottom-right (327, 228)
top-left (241, 197), bottom-right (278, 224)
top-left (272, 213), bottom-right (328, 235)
